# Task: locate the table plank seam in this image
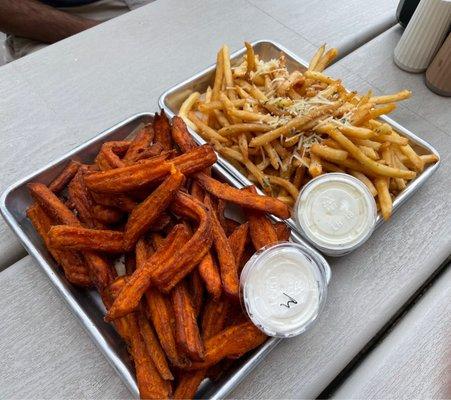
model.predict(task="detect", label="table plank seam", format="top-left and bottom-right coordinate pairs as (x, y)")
top-left (318, 257), bottom-right (451, 399)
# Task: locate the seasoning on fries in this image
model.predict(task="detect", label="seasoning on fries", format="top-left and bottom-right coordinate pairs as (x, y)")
top-left (178, 42), bottom-right (439, 220)
top-left (26, 114), bottom-right (295, 399)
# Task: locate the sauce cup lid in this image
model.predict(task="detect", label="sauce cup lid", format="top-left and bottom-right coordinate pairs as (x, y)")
top-left (294, 173), bottom-right (377, 256)
top-left (240, 242), bottom-right (330, 338)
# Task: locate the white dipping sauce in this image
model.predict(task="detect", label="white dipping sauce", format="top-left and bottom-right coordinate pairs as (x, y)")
top-left (241, 243), bottom-right (329, 337)
top-left (295, 173), bottom-right (377, 256)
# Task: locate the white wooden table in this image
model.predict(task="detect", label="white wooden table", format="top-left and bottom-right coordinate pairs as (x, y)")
top-left (0, 1), bottom-right (449, 398)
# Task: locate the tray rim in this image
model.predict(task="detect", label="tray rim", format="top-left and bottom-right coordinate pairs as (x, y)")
top-left (158, 39), bottom-right (441, 242)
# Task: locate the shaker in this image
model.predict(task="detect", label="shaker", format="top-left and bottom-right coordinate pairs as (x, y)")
top-left (426, 33), bottom-right (451, 95)
top-left (394, 0), bottom-right (451, 72)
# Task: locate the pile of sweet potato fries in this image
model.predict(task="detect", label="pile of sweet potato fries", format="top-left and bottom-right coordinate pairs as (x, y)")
top-left (26, 113), bottom-right (292, 399)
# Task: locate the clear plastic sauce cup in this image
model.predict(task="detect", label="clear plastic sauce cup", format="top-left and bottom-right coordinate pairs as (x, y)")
top-left (294, 173), bottom-right (377, 256)
top-left (240, 242), bottom-right (330, 338)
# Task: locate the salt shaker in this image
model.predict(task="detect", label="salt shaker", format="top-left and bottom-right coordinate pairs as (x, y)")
top-left (394, 0), bottom-right (451, 73)
top-left (426, 33), bottom-right (451, 96)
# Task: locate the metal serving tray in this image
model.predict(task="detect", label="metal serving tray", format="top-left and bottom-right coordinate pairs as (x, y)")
top-left (159, 39), bottom-right (441, 246)
top-left (0, 113), bottom-right (327, 399)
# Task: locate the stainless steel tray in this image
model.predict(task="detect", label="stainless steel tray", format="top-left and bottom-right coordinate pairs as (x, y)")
top-left (158, 39), bottom-right (441, 242)
top-left (0, 112), bottom-right (328, 399)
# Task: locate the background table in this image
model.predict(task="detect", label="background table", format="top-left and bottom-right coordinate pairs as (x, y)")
top-left (0, 0), bottom-right (449, 398)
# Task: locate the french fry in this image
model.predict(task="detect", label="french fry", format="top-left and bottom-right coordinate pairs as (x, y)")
top-left (187, 322), bottom-right (267, 370)
top-left (314, 47), bottom-right (338, 72)
top-left (309, 153), bottom-right (323, 177)
top-left (369, 90), bottom-right (411, 104)
top-left (399, 144), bottom-right (424, 172)
top-left (154, 111), bottom-right (173, 151)
top-left (308, 44), bottom-right (325, 71)
top-left (245, 41), bottom-right (256, 75)
top-left (228, 221), bottom-right (250, 270)
top-left (48, 225), bottom-right (125, 253)
top-left (249, 103), bottom-right (340, 147)
top-left (137, 313), bottom-right (174, 381)
top-left (421, 154), bottom-right (439, 164)
top-left (374, 177), bottom-right (392, 220)
top-left (266, 175), bottom-right (299, 200)
top-left (124, 169), bottom-right (185, 250)
top-left (85, 145), bottom-right (216, 193)
top-left (310, 143), bottom-right (348, 162)
top-left (188, 111), bottom-right (229, 143)
top-left (204, 195), bottom-right (239, 300)
top-left (218, 123), bottom-right (271, 137)
top-left (194, 173), bottom-right (290, 219)
top-left (320, 126), bottom-right (416, 179)
top-left (172, 282), bottom-right (205, 361)
top-left (350, 171), bottom-right (378, 196)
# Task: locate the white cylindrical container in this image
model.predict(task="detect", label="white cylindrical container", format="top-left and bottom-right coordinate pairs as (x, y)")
top-left (294, 173), bottom-right (377, 256)
top-left (240, 242), bottom-right (330, 338)
top-left (394, 0), bottom-right (451, 73)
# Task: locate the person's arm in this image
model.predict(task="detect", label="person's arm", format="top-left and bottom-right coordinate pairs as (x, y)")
top-left (0, 0), bottom-right (100, 43)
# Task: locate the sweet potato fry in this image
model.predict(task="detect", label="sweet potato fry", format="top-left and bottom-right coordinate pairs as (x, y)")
top-left (194, 173), bottom-right (290, 219)
top-left (145, 287), bottom-right (191, 369)
top-left (172, 281), bottom-right (205, 361)
top-left (48, 160), bottom-right (81, 193)
top-left (188, 270), bottom-right (205, 317)
top-left (125, 143), bottom-right (163, 164)
top-left (124, 169), bottom-right (185, 250)
top-left (83, 251), bottom-right (116, 291)
top-left (188, 322), bottom-right (267, 370)
top-left (68, 168), bottom-right (104, 228)
top-left (273, 221), bottom-right (291, 241)
top-left (28, 183), bottom-right (116, 289)
top-left (244, 186), bottom-right (278, 250)
top-left (28, 183), bottom-right (80, 226)
top-left (198, 252), bottom-right (222, 300)
top-left (201, 297), bottom-right (230, 340)
top-left (174, 297), bottom-right (230, 399)
top-left (48, 225), bottom-right (125, 253)
top-left (85, 145), bottom-right (216, 194)
top-left (154, 111), bottom-right (172, 151)
top-left (149, 192), bottom-right (213, 293)
top-left (137, 312), bottom-right (174, 381)
top-left (228, 221), bottom-right (249, 270)
top-left (124, 123), bottom-right (154, 162)
top-left (127, 312), bottom-right (172, 399)
top-left (125, 252), bottom-right (136, 275)
top-left (27, 205), bottom-right (91, 286)
top-left (95, 141), bottom-right (128, 170)
top-left (204, 195), bottom-right (239, 300)
top-left (106, 224), bottom-right (191, 320)
top-left (172, 116), bottom-right (198, 152)
top-left (91, 204), bottom-right (123, 225)
top-left (91, 192), bottom-right (137, 213)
